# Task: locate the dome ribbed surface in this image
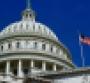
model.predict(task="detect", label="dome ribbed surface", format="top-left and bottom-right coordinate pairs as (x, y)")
top-left (0, 21), bottom-right (58, 41)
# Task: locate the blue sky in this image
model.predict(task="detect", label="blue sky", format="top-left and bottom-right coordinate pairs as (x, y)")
top-left (0, 0), bottom-right (90, 67)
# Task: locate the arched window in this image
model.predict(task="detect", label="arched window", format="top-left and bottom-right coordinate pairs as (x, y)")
top-left (34, 42), bottom-right (37, 49)
top-left (8, 43), bottom-right (12, 49)
top-left (30, 14), bottom-right (32, 17)
top-left (42, 44), bottom-right (46, 50)
top-left (16, 42), bottom-right (20, 48)
top-left (1, 45), bottom-right (3, 51)
top-left (26, 14), bottom-right (28, 18)
top-left (50, 45), bottom-right (53, 52)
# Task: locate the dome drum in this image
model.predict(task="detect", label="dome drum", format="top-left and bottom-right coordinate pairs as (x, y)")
top-left (0, 37), bottom-right (72, 62)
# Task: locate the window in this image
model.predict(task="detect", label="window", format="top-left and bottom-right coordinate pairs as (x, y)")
top-left (56, 65), bottom-right (63, 71)
top-left (42, 44), bottom-right (46, 50)
top-left (30, 14), bottom-right (32, 17)
top-left (16, 42), bottom-right (20, 48)
top-left (34, 42), bottom-right (37, 49)
top-left (46, 62), bottom-right (53, 71)
top-left (35, 61), bottom-right (42, 69)
top-left (26, 14), bottom-right (28, 18)
top-left (1, 45), bottom-right (3, 51)
top-left (8, 43), bottom-right (12, 49)
top-left (50, 45), bottom-right (53, 52)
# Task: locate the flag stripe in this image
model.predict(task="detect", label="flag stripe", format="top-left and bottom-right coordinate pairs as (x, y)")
top-left (80, 35), bottom-right (90, 45)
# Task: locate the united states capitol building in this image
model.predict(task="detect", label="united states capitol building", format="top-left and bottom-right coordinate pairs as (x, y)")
top-left (0, 1), bottom-right (90, 83)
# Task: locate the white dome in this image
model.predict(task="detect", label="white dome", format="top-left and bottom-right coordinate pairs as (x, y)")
top-left (0, 21), bottom-right (58, 41)
top-left (0, 8), bottom-right (58, 41)
top-left (0, 2), bottom-right (75, 82)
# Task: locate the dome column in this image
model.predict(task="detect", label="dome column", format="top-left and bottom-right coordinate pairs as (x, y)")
top-left (30, 60), bottom-right (35, 74)
top-left (18, 60), bottom-right (24, 77)
top-left (5, 60), bottom-right (10, 75)
top-left (31, 60), bottom-right (34, 68)
top-left (53, 64), bottom-right (56, 71)
top-left (42, 61), bottom-right (46, 71)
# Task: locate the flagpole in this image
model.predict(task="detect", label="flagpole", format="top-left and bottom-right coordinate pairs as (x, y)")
top-left (78, 34), bottom-right (88, 83)
top-left (79, 34), bottom-right (85, 67)
top-left (80, 44), bottom-right (85, 67)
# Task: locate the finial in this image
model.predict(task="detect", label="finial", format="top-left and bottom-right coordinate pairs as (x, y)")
top-left (22, 0), bottom-right (35, 21)
top-left (27, 0), bottom-right (31, 9)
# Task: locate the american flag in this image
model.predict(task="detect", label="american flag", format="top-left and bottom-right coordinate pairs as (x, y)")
top-left (79, 34), bottom-right (90, 45)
